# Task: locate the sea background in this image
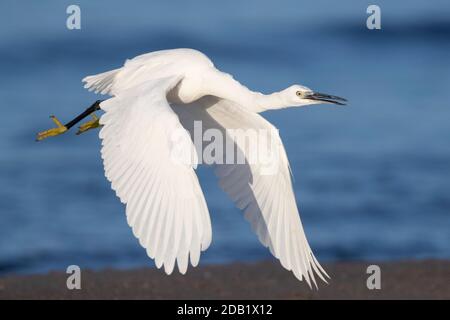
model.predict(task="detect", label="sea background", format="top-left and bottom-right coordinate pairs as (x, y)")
top-left (0, 0), bottom-right (449, 274)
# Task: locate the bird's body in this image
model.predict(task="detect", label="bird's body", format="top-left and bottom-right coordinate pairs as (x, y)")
top-left (88, 49), bottom-right (213, 101)
top-left (38, 48), bottom-right (346, 288)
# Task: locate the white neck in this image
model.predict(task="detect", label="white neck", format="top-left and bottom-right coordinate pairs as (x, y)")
top-left (251, 90), bottom-right (292, 112)
top-left (201, 70), bottom-right (297, 113)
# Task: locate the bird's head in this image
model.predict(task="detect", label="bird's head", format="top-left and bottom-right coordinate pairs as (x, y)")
top-left (284, 85), bottom-right (347, 107)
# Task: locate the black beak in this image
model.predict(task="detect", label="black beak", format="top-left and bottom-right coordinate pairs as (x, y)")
top-left (306, 92), bottom-right (347, 105)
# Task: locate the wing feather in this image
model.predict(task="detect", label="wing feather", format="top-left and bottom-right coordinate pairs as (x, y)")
top-left (99, 76), bottom-right (211, 274)
top-left (175, 97), bottom-right (329, 287)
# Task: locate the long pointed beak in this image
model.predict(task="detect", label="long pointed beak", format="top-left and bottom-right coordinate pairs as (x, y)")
top-left (306, 92), bottom-right (347, 105)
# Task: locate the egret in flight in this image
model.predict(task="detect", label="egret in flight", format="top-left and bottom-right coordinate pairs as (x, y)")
top-left (36, 48), bottom-right (346, 288)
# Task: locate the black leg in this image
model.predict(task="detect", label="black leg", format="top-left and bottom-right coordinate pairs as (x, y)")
top-left (64, 100), bottom-right (103, 130)
top-left (36, 100), bottom-right (105, 141)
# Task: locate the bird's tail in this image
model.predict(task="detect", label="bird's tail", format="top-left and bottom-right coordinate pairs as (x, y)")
top-left (82, 68), bottom-right (121, 95)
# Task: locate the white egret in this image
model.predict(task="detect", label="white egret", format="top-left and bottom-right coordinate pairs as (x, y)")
top-left (36, 48), bottom-right (346, 288)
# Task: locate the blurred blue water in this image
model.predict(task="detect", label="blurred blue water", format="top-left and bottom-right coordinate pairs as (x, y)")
top-left (0, 0), bottom-right (449, 274)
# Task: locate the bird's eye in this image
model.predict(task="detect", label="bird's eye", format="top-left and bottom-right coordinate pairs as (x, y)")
top-left (296, 91), bottom-right (302, 97)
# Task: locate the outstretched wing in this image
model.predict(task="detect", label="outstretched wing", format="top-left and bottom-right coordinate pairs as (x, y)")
top-left (99, 76), bottom-right (212, 275)
top-left (175, 97), bottom-right (328, 288)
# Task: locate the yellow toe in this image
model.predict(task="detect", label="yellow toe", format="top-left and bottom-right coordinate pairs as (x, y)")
top-left (36, 116), bottom-right (68, 141)
top-left (76, 115), bottom-right (101, 135)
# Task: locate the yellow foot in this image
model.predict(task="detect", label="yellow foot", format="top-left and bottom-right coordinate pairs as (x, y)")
top-left (76, 114), bottom-right (101, 135)
top-left (36, 116), bottom-right (68, 141)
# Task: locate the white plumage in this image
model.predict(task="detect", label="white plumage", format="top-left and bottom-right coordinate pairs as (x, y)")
top-left (83, 48), bottom-right (345, 288)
